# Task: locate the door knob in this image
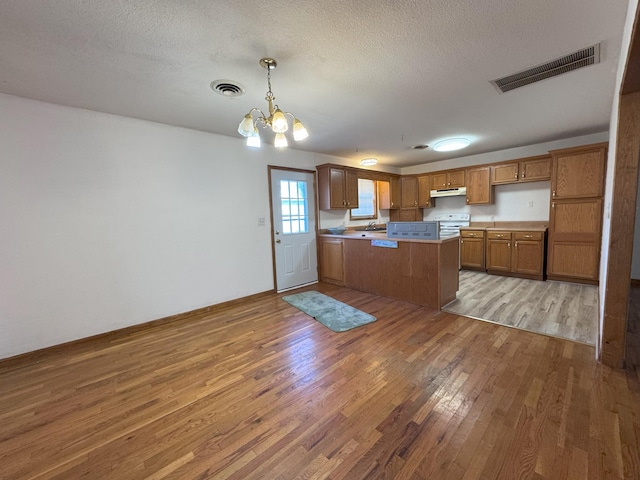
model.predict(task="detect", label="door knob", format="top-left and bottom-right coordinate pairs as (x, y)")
top-left (276, 239), bottom-right (281, 243)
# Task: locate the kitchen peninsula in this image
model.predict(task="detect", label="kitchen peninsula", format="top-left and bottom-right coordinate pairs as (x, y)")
top-left (318, 231), bottom-right (459, 310)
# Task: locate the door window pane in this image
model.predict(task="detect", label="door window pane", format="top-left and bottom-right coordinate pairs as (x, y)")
top-left (280, 180), bottom-right (309, 235)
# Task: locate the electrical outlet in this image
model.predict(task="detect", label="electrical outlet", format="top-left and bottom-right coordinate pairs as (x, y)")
top-left (527, 201), bottom-right (534, 208)
top-left (258, 217), bottom-right (265, 226)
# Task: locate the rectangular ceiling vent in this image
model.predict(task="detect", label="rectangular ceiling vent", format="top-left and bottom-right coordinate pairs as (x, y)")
top-left (491, 43), bottom-right (601, 93)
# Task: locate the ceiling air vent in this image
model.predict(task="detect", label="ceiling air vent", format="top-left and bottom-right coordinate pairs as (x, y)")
top-left (491, 43), bottom-right (601, 93)
top-left (210, 80), bottom-right (245, 97)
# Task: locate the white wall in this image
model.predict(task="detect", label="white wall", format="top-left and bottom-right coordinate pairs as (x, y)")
top-left (401, 132), bottom-right (610, 175)
top-left (0, 93), bottom-right (332, 359)
top-left (423, 181), bottom-right (551, 222)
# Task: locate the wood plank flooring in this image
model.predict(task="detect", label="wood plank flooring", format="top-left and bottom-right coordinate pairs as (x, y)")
top-left (1, 283), bottom-right (638, 479)
top-left (443, 271), bottom-right (598, 345)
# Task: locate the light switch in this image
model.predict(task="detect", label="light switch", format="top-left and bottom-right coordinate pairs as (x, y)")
top-left (258, 217), bottom-right (266, 226)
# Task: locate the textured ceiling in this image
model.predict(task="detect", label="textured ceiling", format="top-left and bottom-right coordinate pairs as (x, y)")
top-left (0, 0), bottom-right (630, 166)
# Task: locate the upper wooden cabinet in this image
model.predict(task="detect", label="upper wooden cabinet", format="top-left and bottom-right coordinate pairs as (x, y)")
top-left (417, 175), bottom-right (433, 208)
top-left (378, 175), bottom-right (401, 209)
top-left (430, 170), bottom-right (465, 189)
top-left (550, 144), bottom-right (607, 199)
top-left (401, 176), bottom-right (418, 208)
top-left (317, 165), bottom-right (359, 210)
top-left (491, 155), bottom-right (551, 185)
top-left (465, 166), bottom-right (493, 205)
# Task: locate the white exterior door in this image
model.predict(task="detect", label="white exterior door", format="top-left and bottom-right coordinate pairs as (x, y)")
top-left (270, 168), bottom-right (318, 292)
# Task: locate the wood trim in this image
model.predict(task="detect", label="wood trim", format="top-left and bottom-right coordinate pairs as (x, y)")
top-left (631, 278), bottom-right (640, 286)
top-left (548, 142), bottom-right (609, 156)
top-left (601, 92), bottom-right (640, 368)
top-left (622, 3), bottom-right (640, 95)
top-left (0, 289), bottom-right (276, 367)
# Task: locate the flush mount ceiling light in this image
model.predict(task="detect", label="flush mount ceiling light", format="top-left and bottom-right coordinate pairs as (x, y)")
top-left (432, 138), bottom-right (471, 152)
top-left (237, 58), bottom-right (308, 148)
top-left (360, 158), bottom-right (378, 166)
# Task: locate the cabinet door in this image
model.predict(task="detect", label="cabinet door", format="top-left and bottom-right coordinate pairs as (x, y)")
top-left (430, 173), bottom-right (447, 190)
top-left (448, 170), bottom-right (466, 188)
top-left (389, 176), bottom-right (401, 209)
top-left (417, 175), bottom-right (432, 208)
top-left (328, 167), bottom-right (347, 208)
top-left (491, 163), bottom-right (519, 185)
top-left (486, 233), bottom-right (512, 272)
top-left (401, 176), bottom-right (418, 208)
top-left (551, 146), bottom-right (606, 199)
top-left (466, 167), bottom-right (493, 205)
top-left (512, 239), bottom-right (543, 275)
top-left (320, 238), bottom-right (344, 285)
top-left (461, 237), bottom-right (485, 269)
top-left (344, 170), bottom-right (359, 208)
top-left (520, 157), bottom-right (550, 182)
top-left (547, 198), bottom-right (602, 280)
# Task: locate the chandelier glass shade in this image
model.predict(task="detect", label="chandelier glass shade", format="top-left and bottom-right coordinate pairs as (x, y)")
top-left (238, 58), bottom-right (308, 148)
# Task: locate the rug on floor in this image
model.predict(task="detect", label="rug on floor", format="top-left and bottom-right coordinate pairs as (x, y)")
top-left (282, 291), bottom-right (377, 332)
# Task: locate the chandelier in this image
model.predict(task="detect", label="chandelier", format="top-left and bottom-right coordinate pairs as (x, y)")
top-left (237, 58), bottom-right (308, 148)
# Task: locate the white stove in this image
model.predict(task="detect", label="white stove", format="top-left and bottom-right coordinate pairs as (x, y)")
top-left (433, 213), bottom-right (470, 237)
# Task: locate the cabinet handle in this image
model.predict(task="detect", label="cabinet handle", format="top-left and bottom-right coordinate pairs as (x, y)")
top-left (426, 201), bottom-right (429, 206)
top-left (414, 201), bottom-right (417, 206)
top-left (552, 190), bottom-right (556, 197)
top-left (466, 198), bottom-right (469, 204)
top-left (521, 172), bottom-right (525, 178)
top-left (447, 182), bottom-right (451, 186)
top-left (508, 242), bottom-right (511, 248)
top-left (515, 241), bottom-right (518, 247)
top-left (514, 172), bottom-right (518, 179)
top-left (552, 202), bottom-right (555, 208)
top-left (469, 233), bottom-right (476, 237)
top-left (461, 240), bottom-right (464, 244)
top-left (523, 235), bottom-right (532, 238)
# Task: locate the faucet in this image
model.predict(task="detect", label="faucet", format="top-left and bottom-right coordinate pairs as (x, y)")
top-left (366, 221), bottom-right (377, 231)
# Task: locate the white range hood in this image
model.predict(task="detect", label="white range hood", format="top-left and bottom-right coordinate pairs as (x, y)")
top-left (430, 186), bottom-right (467, 197)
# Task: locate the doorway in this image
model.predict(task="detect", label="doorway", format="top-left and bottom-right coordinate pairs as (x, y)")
top-left (268, 167), bottom-right (318, 292)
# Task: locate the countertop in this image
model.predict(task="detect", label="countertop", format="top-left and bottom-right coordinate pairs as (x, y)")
top-left (462, 223), bottom-right (548, 232)
top-left (319, 231), bottom-right (459, 244)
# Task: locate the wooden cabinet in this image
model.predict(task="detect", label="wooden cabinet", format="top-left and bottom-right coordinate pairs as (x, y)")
top-left (319, 237), bottom-right (344, 285)
top-left (551, 146), bottom-right (606, 199)
top-left (317, 165), bottom-right (359, 210)
top-left (460, 229), bottom-right (485, 270)
top-left (417, 175), bottom-right (433, 208)
top-left (486, 229), bottom-right (546, 280)
top-left (491, 155), bottom-right (551, 185)
top-left (389, 208), bottom-right (424, 222)
top-left (430, 170), bottom-right (465, 189)
top-left (486, 231), bottom-right (512, 273)
top-left (513, 231), bottom-right (545, 276)
top-left (547, 143), bottom-right (607, 283)
top-left (401, 176), bottom-right (419, 208)
top-left (379, 175), bottom-right (401, 209)
top-left (465, 166), bottom-right (493, 205)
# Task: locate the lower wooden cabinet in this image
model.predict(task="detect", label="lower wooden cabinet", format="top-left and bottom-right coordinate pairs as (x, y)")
top-left (319, 237), bottom-right (344, 285)
top-left (486, 230), bottom-right (546, 280)
top-left (460, 229), bottom-right (485, 270)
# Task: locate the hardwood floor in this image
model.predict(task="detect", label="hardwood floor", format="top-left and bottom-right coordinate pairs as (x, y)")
top-left (443, 271), bottom-right (598, 345)
top-left (1, 283), bottom-right (638, 479)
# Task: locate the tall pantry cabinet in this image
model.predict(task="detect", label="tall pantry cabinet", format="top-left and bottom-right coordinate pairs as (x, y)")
top-left (547, 143), bottom-right (607, 284)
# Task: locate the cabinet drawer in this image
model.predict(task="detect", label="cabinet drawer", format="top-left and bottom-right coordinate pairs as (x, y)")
top-left (487, 231), bottom-right (512, 240)
top-left (461, 230), bottom-right (484, 238)
top-left (514, 231), bottom-right (543, 241)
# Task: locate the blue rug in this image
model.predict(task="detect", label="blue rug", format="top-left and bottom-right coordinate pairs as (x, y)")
top-left (282, 291), bottom-right (377, 332)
